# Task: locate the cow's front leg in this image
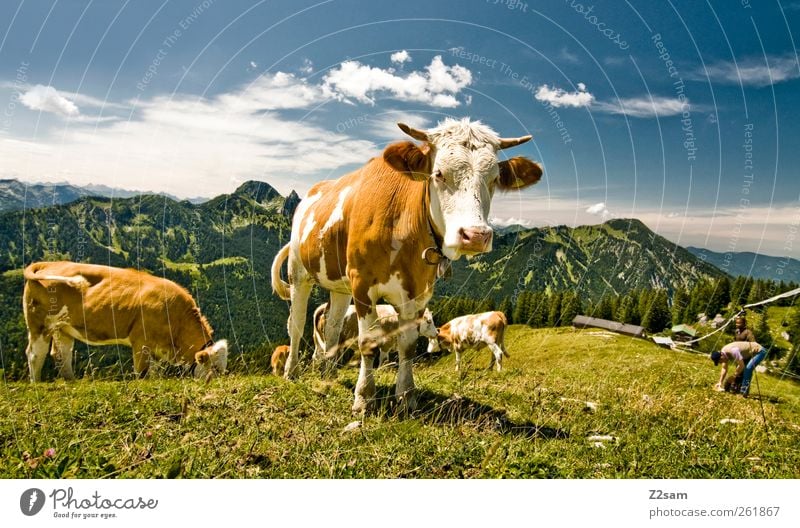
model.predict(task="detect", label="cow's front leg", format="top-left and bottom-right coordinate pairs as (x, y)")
top-left (395, 316), bottom-right (419, 413)
top-left (488, 342), bottom-right (504, 372)
top-left (132, 343), bottom-right (152, 378)
top-left (26, 333), bottom-right (49, 382)
top-left (353, 308), bottom-right (379, 414)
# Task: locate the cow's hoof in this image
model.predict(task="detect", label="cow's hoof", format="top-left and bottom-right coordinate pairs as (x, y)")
top-left (397, 391), bottom-right (417, 416)
top-left (352, 396), bottom-right (373, 415)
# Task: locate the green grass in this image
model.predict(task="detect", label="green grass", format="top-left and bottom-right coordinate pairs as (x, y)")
top-left (2, 326), bottom-right (799, 478)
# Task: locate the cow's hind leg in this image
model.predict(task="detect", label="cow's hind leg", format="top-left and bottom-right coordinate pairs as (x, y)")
top-left (488, 342), bottom-right (504, 372)
top-left (51, 331), bottom-right (76, 380)
top-left (285, 278), bottom-right (313, 379)
top-left (26, 332), bottom-right (49, 382)
top-left (320, 291), bottom-right (351, 374)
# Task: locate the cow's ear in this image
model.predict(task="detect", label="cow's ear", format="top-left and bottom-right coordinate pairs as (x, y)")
top-left (497, 157), bottom-right (543, 191)
top-left (383, 141), bottom-right (431, 181)
top-left (195, 350), bottom-right (210, 364)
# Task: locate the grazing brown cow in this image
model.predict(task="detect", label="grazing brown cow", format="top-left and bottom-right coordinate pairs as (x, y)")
top-left (22, 261), bottom-right (227, 381)
top-left (429, 311), bottom-right (509, 372)
top-left (312, 303), bottom-right (438, 366)
top-left (272, 118), bottom-right (542, 412)
top-left (271, 345), bottom-right (290, 375)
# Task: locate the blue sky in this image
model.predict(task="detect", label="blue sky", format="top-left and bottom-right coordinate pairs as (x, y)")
top-left (1, 0), bottom-right (799, 256)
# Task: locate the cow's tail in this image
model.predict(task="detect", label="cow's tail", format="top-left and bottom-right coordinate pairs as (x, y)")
top-left (496, 311), bottom-right (510, 357)
top-left (271, 243), bottom-right (291, 300)
top-left (23, 264), bottom-right (90, 292)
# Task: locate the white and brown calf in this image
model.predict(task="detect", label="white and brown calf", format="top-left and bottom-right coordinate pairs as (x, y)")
top-left (313, 303), bottom-right (437, 366)
top-left (430, 311), bottom-right (509, 372)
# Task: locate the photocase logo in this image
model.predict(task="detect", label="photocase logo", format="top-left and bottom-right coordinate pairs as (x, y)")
top-left (20, 488), bottom-right (45, 516)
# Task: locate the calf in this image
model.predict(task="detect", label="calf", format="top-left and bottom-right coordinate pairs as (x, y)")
top-left (271, 345), bottom-right (290, 375)
top-left (22, 261), bottom-right (227, 381)
top-left (430, 311), bottom-right (509, 372)
top-left (313, 303), bottom-right (437, 367)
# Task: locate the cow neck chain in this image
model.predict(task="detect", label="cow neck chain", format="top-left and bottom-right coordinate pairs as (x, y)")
top-left (422, 181), bottom-right (452, 279)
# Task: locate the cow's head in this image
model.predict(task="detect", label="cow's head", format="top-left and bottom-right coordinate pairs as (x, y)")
top-left (418, 308), bottom-right (438, 339)
top-left (384, 118), bottom-right (543, 260)
top-left (194, 339), bottom-right (228, 381)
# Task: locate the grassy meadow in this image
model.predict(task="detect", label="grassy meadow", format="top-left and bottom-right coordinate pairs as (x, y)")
top-left (1, 326), bottom-right (799, 478)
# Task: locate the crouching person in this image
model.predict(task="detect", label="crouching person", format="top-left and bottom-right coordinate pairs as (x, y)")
top-left (710, 340), bottom-right (767, 396)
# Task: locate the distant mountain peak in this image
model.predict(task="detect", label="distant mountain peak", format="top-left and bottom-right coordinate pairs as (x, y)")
top-left (233, 180), bottom-right (280, 204)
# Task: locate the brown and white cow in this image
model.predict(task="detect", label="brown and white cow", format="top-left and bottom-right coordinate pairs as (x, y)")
top-left (271, 345), bottom-right (290, 375)
top-left (22, 261), bottom-right (228, 381)
top-left (271, 118), bottom-right (542, 412)
top-left (312, 303), bottom-right (438, 367)
top-left (429, 311), bottom-right (509, 372)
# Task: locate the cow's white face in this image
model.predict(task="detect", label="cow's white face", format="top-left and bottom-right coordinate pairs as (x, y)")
top-left (418, 308), bottom-right (438, 339)
top-left (194, 339), bottom-right (228, 380)
top-left (392, 118), bottom-right (543, 260)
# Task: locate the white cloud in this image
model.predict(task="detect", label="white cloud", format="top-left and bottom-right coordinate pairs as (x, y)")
top-left (0, 75), bottom-right (376, 198)
top-left (534, 83), bottom-right (594, 108)
top-left (489, 216), bottom-right (535, 228)
top-left (20, 85), bottom-right (79, 117)
top-left (698, 55), bottom-right (800, 87)
top-left (390, 50), bottom-right (411, 64)
top-left (594, 95), bottom-right (687, 118)
top-left (368, 111), bottom-right (432, 140)
top-left (322, 55), bottom-right (472, 108)
top-left (533, 82), bottom-right (687, 118)
top-left (299, 58), bottom-right (313, 74)
top-left (586, 202), bottom-right (613, 221)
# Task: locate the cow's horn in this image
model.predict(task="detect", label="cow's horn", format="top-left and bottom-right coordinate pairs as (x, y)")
top-left (498, 135), bottom-right (533, 149)
top-left (398, 123), bottom-right (429, 142)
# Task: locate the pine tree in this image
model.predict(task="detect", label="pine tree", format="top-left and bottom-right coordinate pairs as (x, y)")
top-left (707, 277), bottom-right (731, 317)
top-left (560, 291), bottom-right (582, 325)
top-left (497, 296), bottom-right (513, 323)
top-left (642, 289), bottom-right (670, 333)
top-left (753, 313), bottom-right (773, 350)
top-left (548, 292), bottom-right (563, 327)
top-left (512, 292), bottom-right (528, 325)
top-left (671, 288), bottom-right (689, 326)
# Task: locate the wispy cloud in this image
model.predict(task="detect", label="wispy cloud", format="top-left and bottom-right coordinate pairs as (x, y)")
top-left (594, 95), bottom-right (688, 118)
top-left (534, 83), bottom-right (594, 108)
top-left (368, 111), bottom-right (431, 140)
top-left (696, 55), bottom-right (800, 87)
top-left (19, 85), bottom-right (79, 117)
top-left (322, 55), bottom-right (472, 108)
top-left (557, 47), bottom-right (580, 65)
top-left (534, 82), bottom-right (686, 118)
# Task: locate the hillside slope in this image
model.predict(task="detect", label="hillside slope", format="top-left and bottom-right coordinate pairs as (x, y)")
top-left (440, 218), bottom-right (726, 300)
top-left (1, 326), bottom-right (797, 478)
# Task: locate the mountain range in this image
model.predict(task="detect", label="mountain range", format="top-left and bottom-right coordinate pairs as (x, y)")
top-left (687, 246), bottom-right (800, 282)
top-left (0, 179), bottom-right (754, 379)
top-left (0, 178), bottom-right (207, 213)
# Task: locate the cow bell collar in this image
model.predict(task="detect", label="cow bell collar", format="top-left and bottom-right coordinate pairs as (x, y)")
top-left (422, 187), bottom-right (452, 280)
